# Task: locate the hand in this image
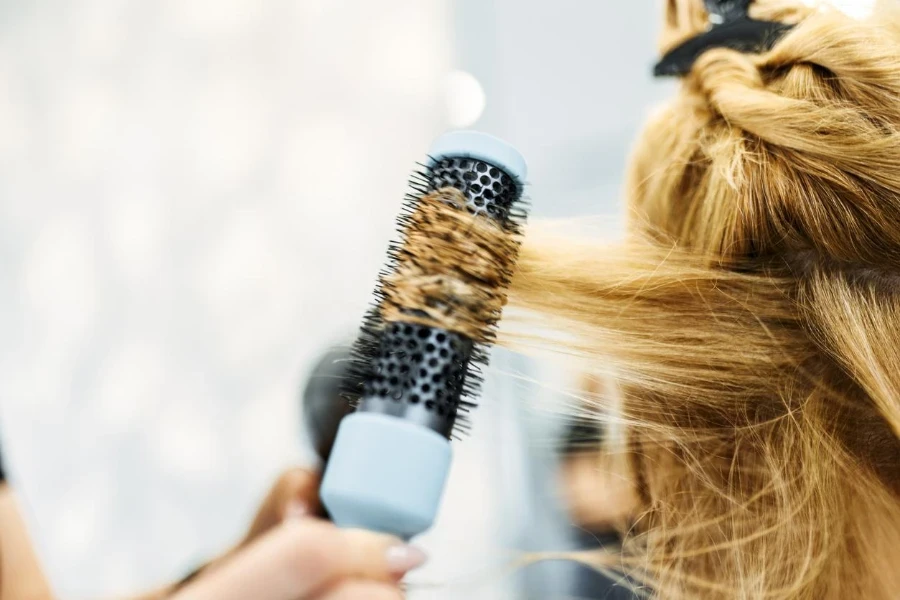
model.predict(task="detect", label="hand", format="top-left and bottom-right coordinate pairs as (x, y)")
top-left (163, 468), bottom-right (425, 600)
top-left (171, 517), bottom-right (424, 600)
top-left (175, 467), bottom-right (325, 585)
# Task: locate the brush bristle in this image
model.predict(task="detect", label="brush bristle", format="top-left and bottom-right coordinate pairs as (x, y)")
top-left (341, 161), bottom-right (528, 439)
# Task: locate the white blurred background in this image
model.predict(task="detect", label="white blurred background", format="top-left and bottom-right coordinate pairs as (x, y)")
top-left (0, 0), bottom-right (670, 597)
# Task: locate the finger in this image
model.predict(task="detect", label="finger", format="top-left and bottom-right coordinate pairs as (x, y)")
top-left (273, 468), bottom-right (321, 521)
top-left (318, 581), bottom-right (403, 600)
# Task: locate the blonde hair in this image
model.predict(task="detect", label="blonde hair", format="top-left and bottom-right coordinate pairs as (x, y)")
top-left (507, 1), bottom-right (900, 598)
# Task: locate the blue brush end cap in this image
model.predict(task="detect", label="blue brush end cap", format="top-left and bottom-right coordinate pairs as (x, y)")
top-left (320, 412), bottom-right (452, 540)
top-left (428, 130), bottom-right (528, 184)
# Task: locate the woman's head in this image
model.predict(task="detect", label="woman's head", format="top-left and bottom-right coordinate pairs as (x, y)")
top-left (509, 1), bottom-right (900, 597)
top-left (633, 0), bottom-right (900, 265)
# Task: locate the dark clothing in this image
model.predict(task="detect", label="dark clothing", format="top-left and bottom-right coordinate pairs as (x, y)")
top-left (570, 531), bottom-right (639, 599)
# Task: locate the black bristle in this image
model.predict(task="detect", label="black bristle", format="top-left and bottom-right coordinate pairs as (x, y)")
top-left (340, 159), bottom-right (529, 439)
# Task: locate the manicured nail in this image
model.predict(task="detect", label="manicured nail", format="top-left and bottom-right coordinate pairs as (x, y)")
top-left (385, 544), bottom-right (428, 575)
top-left (282, 500), bottom-right (308, 521)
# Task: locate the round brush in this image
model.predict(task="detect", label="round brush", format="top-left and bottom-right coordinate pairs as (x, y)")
top-left (319, 131), bottom-right (529, 539)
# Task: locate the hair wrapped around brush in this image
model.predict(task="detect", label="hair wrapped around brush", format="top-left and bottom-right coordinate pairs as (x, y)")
top-left (507, 1), bottom-right (900, 598)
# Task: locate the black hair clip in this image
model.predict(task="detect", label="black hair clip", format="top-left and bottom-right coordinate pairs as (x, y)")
top-left (654, 0), bottom-right (795, 77)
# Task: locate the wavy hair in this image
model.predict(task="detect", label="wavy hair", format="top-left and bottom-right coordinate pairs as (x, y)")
top-left (508, 1), bottom-right (900, 597)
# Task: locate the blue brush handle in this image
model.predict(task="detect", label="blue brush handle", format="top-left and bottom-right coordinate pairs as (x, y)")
top-left (320, 413), bottom-right (451, 539)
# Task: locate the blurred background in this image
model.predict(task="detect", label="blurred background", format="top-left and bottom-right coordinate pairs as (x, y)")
top-left (0, 0), bottom-right (673, 597)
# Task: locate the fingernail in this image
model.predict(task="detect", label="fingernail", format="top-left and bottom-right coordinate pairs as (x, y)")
top-left (385, 544), bottom-right (428, 575)
top-left (282, 500), bottom-right (308, 521)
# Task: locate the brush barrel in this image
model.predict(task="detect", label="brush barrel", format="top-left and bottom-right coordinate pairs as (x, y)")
top-left (321, 131), bottom-right (527, 538)
top-left (356, 323), bottom-right (473, 438)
